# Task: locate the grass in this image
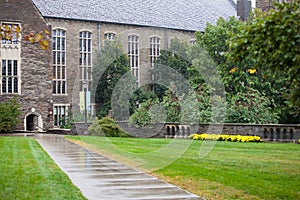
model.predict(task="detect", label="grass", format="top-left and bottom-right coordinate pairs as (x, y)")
top-left (0, 136), bottom-right (86, 200)
top-left (67, 136), bottom-right (300, 200)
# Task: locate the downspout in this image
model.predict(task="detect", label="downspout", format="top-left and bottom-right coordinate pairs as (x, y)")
top-left (97, 22), bottom-right (101, 54)
top-left (164, 29), bottom-right (168, 49)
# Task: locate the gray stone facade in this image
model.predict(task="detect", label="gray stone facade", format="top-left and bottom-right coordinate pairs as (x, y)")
top-left (0, 0), bottom-right (53, 131)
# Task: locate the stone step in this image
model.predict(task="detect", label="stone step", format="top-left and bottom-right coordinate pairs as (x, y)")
top-left (66, 166), bottom-right (133, 173)
top-left (96, 179), bottom-right (170, 187)
top-left (101, 187), bottom-right (199, 199)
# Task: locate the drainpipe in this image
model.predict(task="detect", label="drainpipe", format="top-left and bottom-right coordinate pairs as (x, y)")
top-left (97, 23), bottom-right (101, 54)
top-left (164, 29), bottom-right (168, 49)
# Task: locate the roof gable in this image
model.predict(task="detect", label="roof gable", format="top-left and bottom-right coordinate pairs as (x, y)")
top-left (32, 0), bottom-right (237, 31)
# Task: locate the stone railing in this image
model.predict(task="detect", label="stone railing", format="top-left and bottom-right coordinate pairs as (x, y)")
top-left (164, 123), bottom-right (300, 143)
top-left (71, 122), bottom-right (92, 135)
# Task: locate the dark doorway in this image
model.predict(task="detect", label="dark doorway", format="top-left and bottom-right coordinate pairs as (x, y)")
top-left (26, 114), bottom-right (37, 131)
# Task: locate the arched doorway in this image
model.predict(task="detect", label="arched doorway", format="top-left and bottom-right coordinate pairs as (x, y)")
top-left (26, 114), bottom-right (38, 131)
top-left (24, 112), bottom-right (43, 132)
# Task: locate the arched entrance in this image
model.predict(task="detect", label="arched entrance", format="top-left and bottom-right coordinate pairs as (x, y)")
top-left (26, 114), bottom-right (38, 131)
top-left (24, 112), bottom-right (43, 132)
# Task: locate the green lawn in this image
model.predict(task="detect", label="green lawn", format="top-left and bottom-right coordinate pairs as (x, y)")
top-left (0, 136), bottom-right (86, 200)
top-left (67, 136), bottom-right (300, 200)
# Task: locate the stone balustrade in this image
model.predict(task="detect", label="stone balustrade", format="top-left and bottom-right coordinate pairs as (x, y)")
top-left (164, 123), bottom-right (300, 143)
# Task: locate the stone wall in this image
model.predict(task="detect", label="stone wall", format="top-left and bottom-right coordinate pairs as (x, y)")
top-left (256, 0), bottom-right (294, 11)
top-left (114, 122), bottom-right (300, 142)
top-left (45, 18), bottom-right (99, 111)
top-left (0, 0), bottom-right (53, 131)
top-left (71, 121), bottom-right (299, 142)
top-left (71, 122), bottom-right (92, 135)
top-left (116, 121), bottom-right (166, 138)
top-left (100, 23), bottom-right (195, 86)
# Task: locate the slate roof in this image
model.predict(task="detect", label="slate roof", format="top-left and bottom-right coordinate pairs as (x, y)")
top-left (32, 0), bottom-right (237, 32)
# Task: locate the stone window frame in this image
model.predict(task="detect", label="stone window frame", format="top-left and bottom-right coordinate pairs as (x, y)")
top-left (52, 28), bottom-right (67, 95)
top-left (79, 30), bottom-right (92, 91)
top-left (1, 59), bottom-right (19, 94)
top-left (104, 32), bottom-right (116, 42)
top-left (53, 104), bottom-right (69, 127)
top-left (0, 21), bottom-right (21, 95)
top-left (190, 39), bottom-right (196, 45)
top-left (128, 34), bottom-right (140, 85)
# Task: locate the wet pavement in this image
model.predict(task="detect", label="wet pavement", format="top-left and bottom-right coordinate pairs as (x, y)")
top-left (35, 134), bottom-right (202, 200)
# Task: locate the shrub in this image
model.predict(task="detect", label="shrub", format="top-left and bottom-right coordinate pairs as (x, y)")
top-left (189, 133), bottom-right (262, 143)
top-left (0, 97), bottom-right (21, 133)
top-left (88, 118), bottom-right (104, 136)
top-left (88, 117), bottom-right (130, 137)
top-left (129, 102), bottom-right (151, 127)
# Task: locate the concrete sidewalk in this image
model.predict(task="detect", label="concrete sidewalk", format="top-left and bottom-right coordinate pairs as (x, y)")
top-left (35, 134), bottom-right (203, 200)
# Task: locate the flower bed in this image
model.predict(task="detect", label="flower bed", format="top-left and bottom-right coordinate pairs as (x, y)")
top-left (189, 133), bottom-right (262, 142)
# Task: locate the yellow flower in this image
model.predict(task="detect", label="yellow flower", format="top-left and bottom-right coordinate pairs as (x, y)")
top-left (190, 134), bottom-right (262, 143)
top-left (247, 69), bottom-right (257, 74)
top-left (230, 67), bottom-right (237, 73)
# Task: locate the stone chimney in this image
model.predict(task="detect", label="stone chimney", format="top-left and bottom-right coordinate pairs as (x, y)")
top-left (237, 0), bottom-right (252, 21)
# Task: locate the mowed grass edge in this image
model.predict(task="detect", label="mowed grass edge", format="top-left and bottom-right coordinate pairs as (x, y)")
top-left (0, 136), bottom-right (86, 200)
top-left (67, 136), bottom-right (300, 200)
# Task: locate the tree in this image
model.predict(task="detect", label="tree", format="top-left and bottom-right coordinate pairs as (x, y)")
top-left (195, 17), bottom-right (241, 65)
top-left (151, 38), bottom-right (191, 96)
top-left (94, 39), bottom-right (131, 118)
top-left (192, 17), bottom-right (282, 124)
top-left (228, 1), bottom-right (300, 115)
top-left (129, 88), bottom-right (158, 114)
top-left (226, 86), bottom-right (279, 124)
top-left (0, 24), bottom-right (50, 50)
top-left (150, 39), bottom-right (191, 122)
top-left (0, 98), bottom-right (21, 133)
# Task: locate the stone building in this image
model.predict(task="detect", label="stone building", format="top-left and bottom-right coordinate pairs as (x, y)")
top-left (1, 0), bottom-right (237, 131)
top-left (0, 0), bottom-right (52, 131)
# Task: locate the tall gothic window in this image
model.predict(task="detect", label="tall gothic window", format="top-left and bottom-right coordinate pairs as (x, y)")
top-left (150, 37), bottom-right (161, 68)
top-left (52, 29), bottom-right (66, 94)
top-left (128, 35), bottom-right (139, 84)
top-left (79, 31), bottom-right (92, 91)
top-left (1, 60), bottom-right (19, 94)
top-left (1, 22), bottom-right (21, 94)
